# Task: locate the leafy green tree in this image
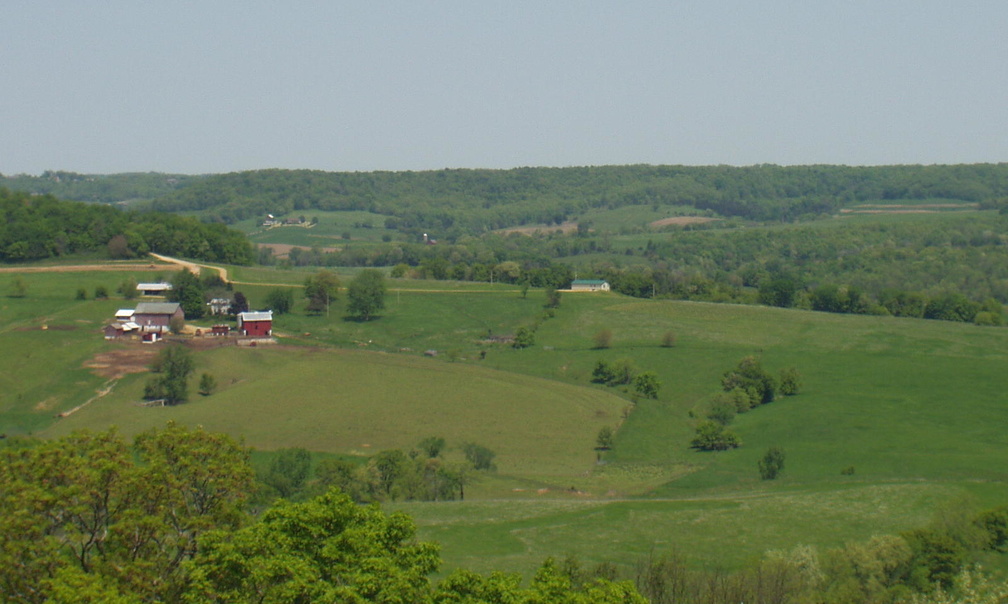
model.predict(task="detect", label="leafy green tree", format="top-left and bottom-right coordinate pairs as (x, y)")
top-left (94, 285), bottom-right (109, 299)
top-left (185, 489), bottom-right (440, 603)
top-left (633, 371), bottom-right (661, 399)
top-left (346, 269), bottom-right (386, 321)
top-left (545, 286), bottom-right (562, 309)
top-left (9, 276), bottom-right (27, 298)
top-left (759, 277), bottom-right (798, 308)
top-left (593, 329), bottom-right (613, 349)
top-left (118, 276), bottom-right (138, 300)
top-left (264, 288), bottom-right (294, 315)
top-left (417, 436), bottom-right (446, 459)
top-left (168, 269), bottom-right (205, 319)
top-left (779, 367), bottom-right (801, 395)
top-left (759, 446), bottom-right (786, 480)
top-left (661, 330), bottom-right (677, 348)
top-left (75, 287), bottom-right (87, 300)
top-left (0, 423), bottom-right (252, 602)
top-left (706, 393), bottom-right (738, 425)
top-left (722, 356), bottom-right (777, 406)
top-left (690, 421), bottom-right (741, 451)
top-left (591, 360), bottom-right (614, 384)
top-left (304, 270), bottom-right (340, 316)
top-left (596, 426), bottom-right (614, 451)
top-left (144, 345), bottom-right (195, 405)
top-left (462, 442), bottom-right (497, 471)
top-left (513, 326), bottom-right (535, 349)
top-left (198, 372), bottom-right (217, 396)
top-left (229, 291), bottom-right (249, 315)
top-left (261, 448), bottom-right (312, 499)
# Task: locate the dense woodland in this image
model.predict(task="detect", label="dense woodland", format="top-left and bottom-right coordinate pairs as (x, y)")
top-left (0, 188), bottom-right (253, 265)
top-left (142, 164), bottom-right (1008, 233)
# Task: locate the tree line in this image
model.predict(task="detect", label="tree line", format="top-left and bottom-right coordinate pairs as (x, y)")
top-left (142, 164), bottom-right (1008, 234)
top-left (0, 188), bottom-right (253, 264)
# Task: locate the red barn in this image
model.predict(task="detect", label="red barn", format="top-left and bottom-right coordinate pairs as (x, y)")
top-left (237, 311), bottom-right (273, 337)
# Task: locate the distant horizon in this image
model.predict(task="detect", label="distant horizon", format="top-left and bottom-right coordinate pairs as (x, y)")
top-left (6, 159), bottom-right (1008, 179)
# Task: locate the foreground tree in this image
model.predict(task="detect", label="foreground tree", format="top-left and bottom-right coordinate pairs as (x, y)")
top-left (185, 489), bottom-right (440, 603)
top-left (346, 269), bottom-right (386, 321)
top-left (0, 423), bottom-right (252, 602)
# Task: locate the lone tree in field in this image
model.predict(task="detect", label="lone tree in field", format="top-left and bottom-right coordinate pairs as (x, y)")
top-left (759, 446), bottom-right (786, 480)
top-left (346, 269), bottom-right (386, 321)
top-left (634, 371), bottom-right (661, 399)
top-left (199, 373), bottom-right (217, 396)
top-left (144, 345), bottom-right (195, 405)
top-left (690, 421), bottom-right (741, 451)
top-left (264, 288), bottom-right (294, 315)
top-left (596, 426), bottom-right (614, 451)
top-left (593, 329), bottom-right (613, 349)
top-left (304, 270), bottom-right (341, 316)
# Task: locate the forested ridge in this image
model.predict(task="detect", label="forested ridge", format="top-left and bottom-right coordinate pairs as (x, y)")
top-left (0, 188), bottom-right (253, 264)
top-left (146, 164), bottom-right (1008, 232)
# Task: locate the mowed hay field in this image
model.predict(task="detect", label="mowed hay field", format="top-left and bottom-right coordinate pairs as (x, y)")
top-left (42, 346), bottom-right (627, 479)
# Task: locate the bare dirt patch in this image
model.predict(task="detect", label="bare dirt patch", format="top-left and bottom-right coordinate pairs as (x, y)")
top-left (648, 216), bottom-right (719, 228)
top-left (85, 346), bottom-right (160, 379)
top-left (496, 221), bottom-right (580, 236)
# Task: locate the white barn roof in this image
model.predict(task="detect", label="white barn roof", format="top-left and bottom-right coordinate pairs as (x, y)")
top-left (239, 311), bottom-right (273, 322)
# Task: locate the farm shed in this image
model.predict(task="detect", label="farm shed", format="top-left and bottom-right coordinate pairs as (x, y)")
top-left (570, 279), bottom-right (610, 292)
top-left (237, 311), bottom-right (273, 337)
top-left (136, 282), bottom-right (173, 296)
top-left (133, 302), bottom-right (184, 333)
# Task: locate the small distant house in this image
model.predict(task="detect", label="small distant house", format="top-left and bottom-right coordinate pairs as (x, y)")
top-left (136, 282), bottom-right (173, 297)
top-left (115, 308), bottom-right (135, 322)
top-left (133, 302), bottom-right (184, 333)
top-left (210, 324), bottom-right (230, 336)
top-left (207, 298), bottom-right (231, 316)
top-left (237, 310), bottom-right (273, 337)
top-left (570, 279), bottom-right (610, 292)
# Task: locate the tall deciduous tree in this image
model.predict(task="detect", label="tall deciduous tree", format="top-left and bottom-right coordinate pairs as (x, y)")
top-left (346, 269), bottom-right (386, 321)
top-left (144, 345), bottom-right (195, 405)
top-left (304, 270), bottom-right (340, 316)
top-left (169, 269), bottom-right (205, 319)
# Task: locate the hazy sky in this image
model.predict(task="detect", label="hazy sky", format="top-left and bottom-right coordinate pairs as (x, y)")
top-left (2, 2), bottom-right (1006, 175)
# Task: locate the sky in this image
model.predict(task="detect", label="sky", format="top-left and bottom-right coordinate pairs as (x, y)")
top-left (2, 2), bottom-right (1006, 175)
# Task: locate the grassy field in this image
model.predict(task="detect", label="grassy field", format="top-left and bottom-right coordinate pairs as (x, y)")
top-left (5, 265), bottom-right (1008, 575)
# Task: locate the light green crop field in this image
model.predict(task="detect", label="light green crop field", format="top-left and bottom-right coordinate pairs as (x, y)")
top-left (231, 210), bottom-right (397, 246)
top-left (5, 266), bottom-right (1008, 576)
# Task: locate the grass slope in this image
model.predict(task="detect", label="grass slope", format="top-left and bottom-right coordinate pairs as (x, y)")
top-left (42, 346), bottom-right (627, 479)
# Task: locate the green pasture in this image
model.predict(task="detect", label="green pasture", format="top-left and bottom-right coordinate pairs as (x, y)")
top-left (6, 266), bottom-right (1008, 575)
top-left (231, 210), bottom-right (395, 246)
top-left (0, 270), bottom-right (162, 434)
top-left (42, 345), bottom-right (626, 480)
top-left (397, 481), bottom-right (1008, 577)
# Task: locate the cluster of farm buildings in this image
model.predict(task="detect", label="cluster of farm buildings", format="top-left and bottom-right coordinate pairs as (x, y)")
top-left (103, 282), bottom-right (273, 342)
